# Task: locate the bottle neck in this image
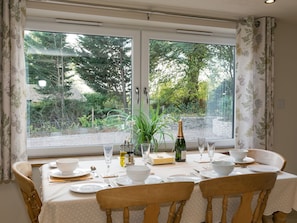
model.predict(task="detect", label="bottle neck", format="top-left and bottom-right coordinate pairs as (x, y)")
top-left (177, 120), bottom-right (184, 138)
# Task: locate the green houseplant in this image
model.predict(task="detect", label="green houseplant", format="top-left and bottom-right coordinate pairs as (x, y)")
top-left (133, 107), bottom-right (174, 154)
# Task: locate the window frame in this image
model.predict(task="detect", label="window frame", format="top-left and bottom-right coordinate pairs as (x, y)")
top-left (26, 19), bottom-right (141, 157)
top-left (25, 17), bottom-right (235, 158)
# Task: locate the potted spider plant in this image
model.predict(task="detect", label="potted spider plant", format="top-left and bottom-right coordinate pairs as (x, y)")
top-left (132, 107), bottom-right (174, 154)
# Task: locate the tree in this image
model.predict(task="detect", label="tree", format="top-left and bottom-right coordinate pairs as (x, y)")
top-left (72, 35), bottom-right (132, 112)
top-left (149, 40), bottom-right (212, 114)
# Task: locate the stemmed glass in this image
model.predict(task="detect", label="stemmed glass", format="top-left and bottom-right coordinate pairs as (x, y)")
top-left (141, 143), bottom-right (151, 166)
top-left (207, 141), bottom-right (215, 162)
top-left (198, 137), bottom-right (206, 160)
top-left (103, 144), bottom-right (113, 176)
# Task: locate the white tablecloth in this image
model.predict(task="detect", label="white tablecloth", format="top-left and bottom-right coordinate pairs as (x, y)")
top-left (39, 153), bottom-right (297, 223)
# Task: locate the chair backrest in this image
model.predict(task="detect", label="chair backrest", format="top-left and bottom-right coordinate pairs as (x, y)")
top-left (199, 172), bottom-right (277, 223)
top-left (247, 148), bottom-right (286, 170)
top-left (12, 161), bottom-right (42, 223)
top-left (96, 181), bottom-right (195, 223)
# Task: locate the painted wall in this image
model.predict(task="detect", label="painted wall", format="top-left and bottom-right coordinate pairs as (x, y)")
top-left (0, 19), bottom-right (297, 223)
top-left (274, 20), bottom-right (297, 175)
top-left (0, 183), bottom-right (31, 223)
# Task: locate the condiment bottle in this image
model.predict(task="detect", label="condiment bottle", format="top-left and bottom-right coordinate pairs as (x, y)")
top-left (126, 142), bottom-right (135, 166)
top-left (120, 141), bottom-right (127, 167)
top-left (174, 120), bottom-right (186, 162)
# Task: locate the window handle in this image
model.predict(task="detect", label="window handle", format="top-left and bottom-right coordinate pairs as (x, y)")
top-left (135, 87), bottom-right (139, 104)
top-left (143, 87), bottom-right (149, 104)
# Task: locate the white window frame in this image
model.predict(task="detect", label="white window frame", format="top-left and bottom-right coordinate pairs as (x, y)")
top-left (25, 16), bottom-right (236, 158)
top-left (26, 19), bottom-right (141, 157)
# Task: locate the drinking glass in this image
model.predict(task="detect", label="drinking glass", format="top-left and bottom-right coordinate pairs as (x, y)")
top-left (198, 137), bottom-right (206, 160)
top-left (207, 141), bottom-right (215, 162)
top-left (141, 143), bottom-right (151, 165)
top-left (103, 144), bottom-right (113, 176)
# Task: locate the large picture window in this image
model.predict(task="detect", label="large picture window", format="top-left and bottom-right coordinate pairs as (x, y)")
top-left (25, 21), bottom-right (235, 157)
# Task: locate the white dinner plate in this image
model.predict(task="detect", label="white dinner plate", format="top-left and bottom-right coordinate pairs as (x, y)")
top-left (247, 164), bottom-right (280, 173)
top-left (200, 169), bottom-right (239, 179)
top-left (167, 174), bottom-right (201, 184)
top-left (50, 168), bottom-right (91, 178)
top-left (199, 170), bottom-right (220, 178)
top-left (70, 183), bottom-right (108, 193)
top-left (233, 157), bottom-right (255, 164)
top-left (116, 175), bottom-right (163, 186)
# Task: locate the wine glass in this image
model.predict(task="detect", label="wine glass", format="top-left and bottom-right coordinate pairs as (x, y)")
top-left (141, 143), bottom-right (151, 165)
top-left (198, 137), bottom-right (206, 160)
top-left (103, 144), bottom-right (113, 176)
top-left (207, 141), bottom-right (215, 162)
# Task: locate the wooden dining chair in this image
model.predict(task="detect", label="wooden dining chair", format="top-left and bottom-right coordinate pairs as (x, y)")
top-left (247, 148), bottom-right (286, 170)
top-left (96, 181), bottom-right (195, 223)
top-left (199, 172), bottom-right (277, 223)
top-left (12, 161), bottom-right (42, 223)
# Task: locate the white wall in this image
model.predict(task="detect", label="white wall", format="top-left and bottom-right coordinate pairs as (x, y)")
top-left (274, 20), bottom-right (297, 174)
top-left (1, 19), bottom-right (297, 223)
top-left (0, 182), bottom-right (31, 223)
top-left (0, 167), bottom-right (42, 223)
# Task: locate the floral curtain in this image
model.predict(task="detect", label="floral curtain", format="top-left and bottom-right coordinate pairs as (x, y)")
top-left (235, 17), bottom-right (275, 150)
top-left (0, 0), bottom-right (27, 182)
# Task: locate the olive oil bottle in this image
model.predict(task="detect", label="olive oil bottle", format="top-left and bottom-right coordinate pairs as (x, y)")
top-left (174, 120), bottom-right (186, 162)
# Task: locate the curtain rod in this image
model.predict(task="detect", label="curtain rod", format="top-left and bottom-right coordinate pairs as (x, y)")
top-left (31, 0), bottom-right (237, 23)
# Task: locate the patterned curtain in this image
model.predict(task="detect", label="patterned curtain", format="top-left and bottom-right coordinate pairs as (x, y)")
top-left (235, 17), bottom-right (275, 150)
top-left (0, 0), bottom-right (27, 182)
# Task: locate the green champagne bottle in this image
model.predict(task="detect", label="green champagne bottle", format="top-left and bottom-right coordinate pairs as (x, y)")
top-left (174, 120), bottom-right (186, 162)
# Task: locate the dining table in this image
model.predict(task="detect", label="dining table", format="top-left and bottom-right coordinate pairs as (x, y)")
top-left (38, 152), bottom-right (297, 223)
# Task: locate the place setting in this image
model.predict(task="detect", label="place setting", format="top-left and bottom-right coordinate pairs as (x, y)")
top-left (47, 153), bottom-right (116, 192)
top-left (47, 155), bottom-right (119, 193)
top-left (115, 165), bottom-right (163, 186)
top-left (114, 144), bottom-right (164, 186)
top-left (228, 149), bottom-right (280, 173)
top-left (195, 147), bottom-right (247, 179)
top-left (48, 158), bottom-right (92, 183)
top-left (229, 149), bottom-right (255, 164)
top-left (197, 149), bottom-right (281, 179)
top-left (199, 160), bottom-right (239, 179)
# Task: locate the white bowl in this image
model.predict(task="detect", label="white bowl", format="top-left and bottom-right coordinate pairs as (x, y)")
top-left (212, 160), bottom-right (235, 176)
top-left (126, 165), bottom-right (150, 183)
top-left (56, 158), bottom-right (79, 174)
top-left (229, 149), bottom-right (248, 162)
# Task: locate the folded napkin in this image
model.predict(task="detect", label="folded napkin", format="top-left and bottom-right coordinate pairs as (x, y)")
top-left (149, 152), bottom-right (175, 165)
top-left (100, 173), bottom-right (118, 178)
top-left (49, 173), bottom-right (93, 183)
